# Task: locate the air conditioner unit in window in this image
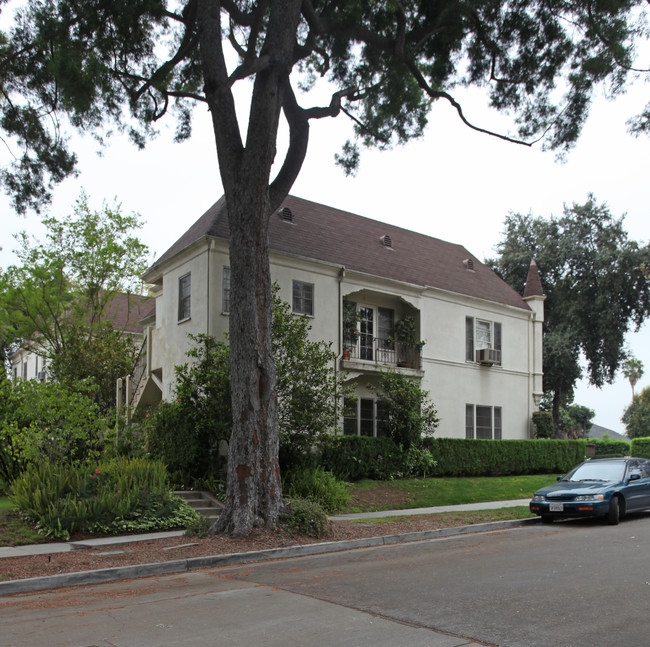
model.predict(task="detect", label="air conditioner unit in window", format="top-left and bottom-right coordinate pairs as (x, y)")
top-left (37, 371), bottom-right (46, 382)
top-left (476, 348), bottom-right (500, 365)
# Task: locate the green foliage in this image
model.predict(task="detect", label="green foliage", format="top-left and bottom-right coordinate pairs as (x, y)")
top-left (590, 439), bottom-right (629, 457)
top-left (282, 498), bottom-right (330, 538)
top-left (10, 457), bottom-right (198, 540)
top-left (0, 3), bottom-right (647, 214)
top-left (622, 357), bottom-right (644, 398)
top-left (0, 379), bottom-right (107, 482)
top-left (370, 371), bottom-right (439, 449)
top-left (420, 438), bottom-right (586, 477)
top-left (282, 466), bottom-right (350, 513)
top-left (149, 289), bottom-right (349, 480)
top-left (319, 435), bottom-right (437, 481)
top-left (532, 411), bottom-right (554, 439)
top-left (489, 197), bottom-right (650, 433)
top-left (272, 286), bottom-right (350, 462)
top-left (630, 437), bottom-right (650, 459)
top-left (184, 515), bottom-right (213, 539)
top-left (622, 386), bottom-right (650, 439)
top-left (0, 194), bottom-right (149, 413)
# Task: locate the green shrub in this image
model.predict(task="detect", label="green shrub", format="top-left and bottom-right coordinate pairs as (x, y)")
top-left (420, 438), bottom-right (586, 477)
top-left (0, 379), bottom-right (107, 482)
top-left (282, 498), bottom-right (330, 538)
top-left (532, 411), bottom-right (554, 439)
top-left (282, 466), bottom-right (350, 513)
top-left (10, 457), bottom-right (199, 540)
top-left (184, 515), bottom-right (213, 539)
top-left (630, 437), bottom-right (650, 458)
top-left (318, 435), bottom-right (437, 481)
top-left (319, 435), bottom-right (404, 480)
top-left (591, 439), bottom-right (629, 457)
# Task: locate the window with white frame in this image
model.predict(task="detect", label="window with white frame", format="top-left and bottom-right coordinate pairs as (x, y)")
top-left (292, 280), bottom-right (314, 316)
top-left (222, 267), bottom-right (231, 314)
top-left (465, 317), bottom-right (502, 364)
top-left (466, 404), bottom-right (502, 439)
top-left (178, 273), bottom-right (191, 321)
top-left (343, 397), bottom-right (389, 437)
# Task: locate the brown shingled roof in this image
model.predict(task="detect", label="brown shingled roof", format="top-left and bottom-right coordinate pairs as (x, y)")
top-left (149, 195), bottom-right (530, 311)
top-left (523, 258), bottom-right (544, 299)
top-left (102, 293), bottom-right (153, 333)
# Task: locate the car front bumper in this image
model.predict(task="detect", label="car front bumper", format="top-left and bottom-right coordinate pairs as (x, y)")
top-left (529, 499), bottom-right (610, 518)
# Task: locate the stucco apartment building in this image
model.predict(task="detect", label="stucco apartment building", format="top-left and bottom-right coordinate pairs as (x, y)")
top-left (137, 195), bottom-right (544, 440)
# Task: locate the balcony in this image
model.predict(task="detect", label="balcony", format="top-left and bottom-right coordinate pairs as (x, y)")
top-left (342, 335), bottom-right (423, 371)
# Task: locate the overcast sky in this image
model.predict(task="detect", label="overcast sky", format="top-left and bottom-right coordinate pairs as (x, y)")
top-left (0, 56), bottom-right (648, 435)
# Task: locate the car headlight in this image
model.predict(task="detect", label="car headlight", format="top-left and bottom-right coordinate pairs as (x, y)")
top-left (574, 494), bottom-right (605, 501)
top-left (532, 495), bottom-right (546, 502)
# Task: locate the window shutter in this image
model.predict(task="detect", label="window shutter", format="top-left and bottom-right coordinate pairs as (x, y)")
top-left (465, 317), bottom-right (474, 361)
top-left (494, 322), bottom-right (502, 364)
top-left (465, 404), bottom-right (475, 439)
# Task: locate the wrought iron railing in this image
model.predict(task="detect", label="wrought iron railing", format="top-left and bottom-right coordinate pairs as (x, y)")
top-left (345, 336), bottom-right (422, 368)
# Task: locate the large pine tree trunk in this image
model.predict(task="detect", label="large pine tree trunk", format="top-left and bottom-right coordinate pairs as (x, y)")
top-left (212, 189), bottom-right (282, 536)
top-left (199, 0), bottom-right (304, 536)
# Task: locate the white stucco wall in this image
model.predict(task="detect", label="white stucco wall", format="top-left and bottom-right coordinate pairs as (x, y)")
top-left (149, 239), bottom-right (541, 439)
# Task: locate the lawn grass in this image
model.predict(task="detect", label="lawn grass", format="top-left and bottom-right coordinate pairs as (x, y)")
top-left (0, 509), bottom-right (44, 546)
top-left (344, 474), bottom-right (559, 513)
top-left (0, 496), bottom-right (14, 511)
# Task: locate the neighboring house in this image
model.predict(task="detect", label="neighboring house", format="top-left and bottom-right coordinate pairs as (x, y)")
top-left (9, 292), bottom-right (152, 383)
top-left (136, 195), bottom-right (544, 440)
top-left (587, 424), bottom-right (630, 444)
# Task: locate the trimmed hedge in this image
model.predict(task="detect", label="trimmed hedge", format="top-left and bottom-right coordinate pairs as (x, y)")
top-left (320, 435), bottom-right (586, 480)
top-left (591, 439), bottom-right (629, 457)
top-left (421, 438), bottom-right (586, 477)
top-left (630, 437), bottom-right (650, 458)
top-left (319, 435), bottom-right (406, 481)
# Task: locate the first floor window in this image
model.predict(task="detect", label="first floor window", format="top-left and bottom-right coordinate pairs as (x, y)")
top-left (178, 273), bottom-right (191, 321)
top-left (466, 404), bottom-right (502, 439)
top-left (293, 280), bottom-right (314, 316)
top-left (223, 267), bottom-right (231, 314)
top-left (343, 397), bottom-right (389, 437)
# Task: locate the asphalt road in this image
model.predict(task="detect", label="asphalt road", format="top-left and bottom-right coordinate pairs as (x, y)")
top-left (3, 514), bottom-right (650, 646)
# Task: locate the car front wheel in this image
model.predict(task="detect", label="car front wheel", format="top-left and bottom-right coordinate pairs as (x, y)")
top-left (607, 496), bottom-right (620, 525)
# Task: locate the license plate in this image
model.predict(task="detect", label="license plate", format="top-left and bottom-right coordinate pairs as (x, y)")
top-left (549, 503), bottom-right (564, 512)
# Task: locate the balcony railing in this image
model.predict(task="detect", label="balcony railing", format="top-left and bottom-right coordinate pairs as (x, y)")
top-left (344, 336), bottom-right (422, 369)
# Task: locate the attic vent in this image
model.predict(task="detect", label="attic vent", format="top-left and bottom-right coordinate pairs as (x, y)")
top-left (463, 258), bottom-right (475, 271)
top-left (279, 207), bottom-right (294, 223)
top-left (381, 234), bottom-right (393, 248)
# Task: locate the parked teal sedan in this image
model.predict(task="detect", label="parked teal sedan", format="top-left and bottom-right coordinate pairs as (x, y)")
top-left (530, 457), bottom-right (650, 525)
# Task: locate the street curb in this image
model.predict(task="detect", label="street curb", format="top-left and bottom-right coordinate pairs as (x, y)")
top-left (0, 517), bottom-right (537, 596)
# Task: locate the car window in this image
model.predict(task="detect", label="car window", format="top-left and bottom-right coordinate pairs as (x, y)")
top-left (564, 461), bottom-right (626, 482)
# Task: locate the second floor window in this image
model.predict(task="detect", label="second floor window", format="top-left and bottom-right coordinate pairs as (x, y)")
top-left (178, 273), bottom-right (191, 321)
top-left (292, 280), bottom-right (314, 316)
top-left (466, 316), bottom-right (502, 364)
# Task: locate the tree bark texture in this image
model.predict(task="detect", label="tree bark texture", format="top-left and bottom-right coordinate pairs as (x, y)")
top-left (200, 0), bottom-right (304, 535)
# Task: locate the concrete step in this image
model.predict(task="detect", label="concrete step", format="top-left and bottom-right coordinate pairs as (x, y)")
top-left (174, 490), bottom-right (224, 519)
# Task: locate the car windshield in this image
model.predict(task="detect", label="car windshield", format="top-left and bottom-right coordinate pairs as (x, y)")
top-left (563, 461), bottom-right (626, 483)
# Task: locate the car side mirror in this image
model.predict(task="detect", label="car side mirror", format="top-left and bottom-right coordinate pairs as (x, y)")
top-left (557, 476), bottom-right (563, 481)
top-left (629, 472), bottom-right (641, 481)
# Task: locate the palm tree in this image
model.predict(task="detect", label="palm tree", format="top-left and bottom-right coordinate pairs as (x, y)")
top-left (622, 357), bottom-right (644, 400)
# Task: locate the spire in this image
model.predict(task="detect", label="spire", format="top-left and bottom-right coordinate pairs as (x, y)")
top-left (523, 258), bottom-right (544, 298)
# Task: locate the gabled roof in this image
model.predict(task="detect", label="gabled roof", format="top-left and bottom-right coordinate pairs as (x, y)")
top-left (148, 195), bottom-right (530, 311)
